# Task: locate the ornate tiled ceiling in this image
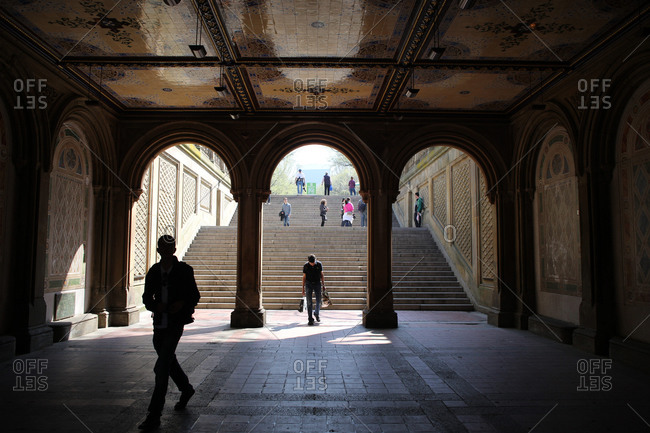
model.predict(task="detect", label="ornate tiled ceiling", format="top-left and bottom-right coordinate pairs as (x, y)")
top-left (0, 0), bottom-right (645, 113)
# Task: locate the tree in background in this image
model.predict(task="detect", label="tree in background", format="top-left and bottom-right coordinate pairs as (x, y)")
top-left (270, 154), bottom-right (296, 195)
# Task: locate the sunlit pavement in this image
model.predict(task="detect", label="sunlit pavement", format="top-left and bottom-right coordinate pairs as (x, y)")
top-left (1, 310), bottom-right (648, 433)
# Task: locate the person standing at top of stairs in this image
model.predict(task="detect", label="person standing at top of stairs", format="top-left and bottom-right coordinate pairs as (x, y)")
top-left (348, 177), bottom-right (356, 195)
top-left (322, 172), bottom-right (331, 195)
top-left (295, 169), bottom-right (305, 195)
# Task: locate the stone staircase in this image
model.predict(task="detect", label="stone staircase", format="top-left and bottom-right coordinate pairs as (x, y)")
top-left (183, 194), bottom-right (472, 311)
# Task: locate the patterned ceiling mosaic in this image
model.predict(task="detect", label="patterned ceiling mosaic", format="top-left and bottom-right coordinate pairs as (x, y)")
top-left (430, 0), bottom-right (638, 62)
top-left (216, 0), bottom-right (417, 58)
top-left (1, 0), bottom-right (219, 57)
top-left (0, 0), bottom-right (643, 111)
top-left (398, 69), bottom-right (553, 111)
top-left (89, 66), bottom-right (237, 108)
top-left (247, 66), bottom-right (386, 110)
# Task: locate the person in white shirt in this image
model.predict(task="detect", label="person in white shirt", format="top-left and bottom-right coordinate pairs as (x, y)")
top-left (295, 169), bottom-right (305, 195)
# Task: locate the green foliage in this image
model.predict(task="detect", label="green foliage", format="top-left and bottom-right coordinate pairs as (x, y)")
top-left (270, 154), bottom-right (296, 195)
top-left (330, 166), bottom-right (359, 195)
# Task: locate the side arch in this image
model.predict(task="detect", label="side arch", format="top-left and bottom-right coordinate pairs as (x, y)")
top-left (121, 122), bottom-right (246, 196)
top-left (388, 124), bottom-right (506, 203)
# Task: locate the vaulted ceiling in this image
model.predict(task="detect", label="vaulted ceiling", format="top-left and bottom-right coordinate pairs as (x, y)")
top-left (0, 0), bottom-right (644, 114)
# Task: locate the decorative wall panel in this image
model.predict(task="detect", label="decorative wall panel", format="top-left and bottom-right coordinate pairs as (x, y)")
top-left (619, 90), bottom-right (650, 303)
top-left (452, 159), bottom-right (472, 263)
top-left (536, 131), bottom-right (581, 295)
top-left (200, 181), bottom-right (212, 212)
top-left (157, 157), bottom-right (178, 240)
top-left (182, 171), bottom-right (197, 227)
top-left (132, 167), bottom-right (150, 277)
top-left (46, 134), bottom-right (89, 293)
top-left (433, 173), bottom-right (447, 226)
top-left (479, 173), bottom-right (495, 282)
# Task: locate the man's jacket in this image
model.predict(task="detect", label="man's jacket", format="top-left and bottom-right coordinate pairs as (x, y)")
top-left (143, 258), bottom-right (200, 327)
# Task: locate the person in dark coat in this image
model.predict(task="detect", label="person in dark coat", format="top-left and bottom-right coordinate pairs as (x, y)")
top-left (139, 235), bottom-right (200, 430)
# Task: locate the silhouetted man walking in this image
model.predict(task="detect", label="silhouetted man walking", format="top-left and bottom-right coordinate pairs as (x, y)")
top-left (139, 235), bottom-right (200, 430)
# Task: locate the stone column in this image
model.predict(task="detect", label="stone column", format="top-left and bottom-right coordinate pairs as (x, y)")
top-left (106, 187), bottom-right (140, 326)
top-left (363, 189), bottom-right (398, 328)
top-left (230, 188), bottom-right (267, 328)
top-left (487, 186), bottom-right (518, 327)
top-left (13, 166), bottom-right (52, 353)
top-left (574, 171), bottom-right (614, 354)
top-left (89, 185), bottom-right (110, 328)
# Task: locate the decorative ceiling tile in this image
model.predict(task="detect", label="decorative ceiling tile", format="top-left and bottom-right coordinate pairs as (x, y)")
top-left (215, 0), bottom-right (416, 58)
top-left (398, 69), bottom-right (553, 111)
top-left (91, 66), bottom-right (237, 108)
top-left (1, 0), bottom-right (218, 57)
top-left (247, 66), bottom-right (386, 110)
top-left (428, 0), bottom-right (638, 61)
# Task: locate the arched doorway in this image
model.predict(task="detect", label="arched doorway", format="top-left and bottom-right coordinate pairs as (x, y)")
top-left (129, 143), bottom-right (234, 309)
top-left (395, 145), bottom-right (496, 310)
top-left (263, 144), bottom-right (364, 311)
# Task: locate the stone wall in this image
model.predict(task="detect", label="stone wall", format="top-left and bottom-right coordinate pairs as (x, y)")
top-left (396, 147), bottom-right (496, 310)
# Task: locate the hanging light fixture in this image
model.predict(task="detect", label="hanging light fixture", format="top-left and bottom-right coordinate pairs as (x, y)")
top-left (427, 24), bottom-right (446, 60)
top-left (189, 10), bottom-right (207, 58)
top-left (214, 62), bottom-right (227, 96)
top-left (405, 69), bottom-right (419, 98)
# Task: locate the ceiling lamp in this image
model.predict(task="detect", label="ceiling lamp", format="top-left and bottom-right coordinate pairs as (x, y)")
top-left (163, 0), bottom-right (181, 5)
top-left (189, 10), bottom-right (206, 58)
top-left (214, 61), bottom-right (228, 96)
top-left (427, 47), bottom-right (446, 60)
top-left (459, 0), bottom-right (476, 9)
top-left (405, 69), bottom-right (419, 98)
top-left (230, 113), bottom-right (240, 120)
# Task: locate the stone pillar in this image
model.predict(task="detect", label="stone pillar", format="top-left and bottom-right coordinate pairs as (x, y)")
top-left (513, 187), bottom-right (536, 329)
top-left (89, 185), bottom-right (110, 328)
top-left (230, 189), bottom-right (267, 328)
top-left (574, 171), bottom-right (614, 354)
top-left (13, 163), bottom-right (52, 353)
top-left (487, 186), bottom-right (518, 327)
top-left (106, 187), bottom-right (140, 326)
top-left (363, 189), bottom-right (398, 328)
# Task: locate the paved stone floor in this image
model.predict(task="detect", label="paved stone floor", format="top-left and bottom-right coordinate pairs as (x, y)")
top-left (1, 310), bottom-right (649, 433)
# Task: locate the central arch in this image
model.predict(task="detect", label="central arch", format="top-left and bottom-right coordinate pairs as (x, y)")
top-left (253, 123), bottom-right (380, 195)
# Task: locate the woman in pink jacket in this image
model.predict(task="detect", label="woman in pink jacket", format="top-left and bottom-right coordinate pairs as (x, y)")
top-left (341, 197), bottom-right (354, 227)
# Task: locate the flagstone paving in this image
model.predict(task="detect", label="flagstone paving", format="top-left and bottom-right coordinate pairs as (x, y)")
top-left (1, 310), bottom-right (648, 433)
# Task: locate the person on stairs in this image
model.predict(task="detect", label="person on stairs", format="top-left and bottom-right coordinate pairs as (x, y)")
top-left (342, 197), bottom-right (354, 227)
top-left (139, 235), bottom-right (200, 431)
top-left (320, 199), bottom-right (328, 227)
top-left (414, 192), bottom-right (424, 228)
top-left (282, 197), bottom-right (292, 227)
top-left (357, 197), bottom-right (367, 227)
top-left (302, 254), bottom-right (326, 325)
